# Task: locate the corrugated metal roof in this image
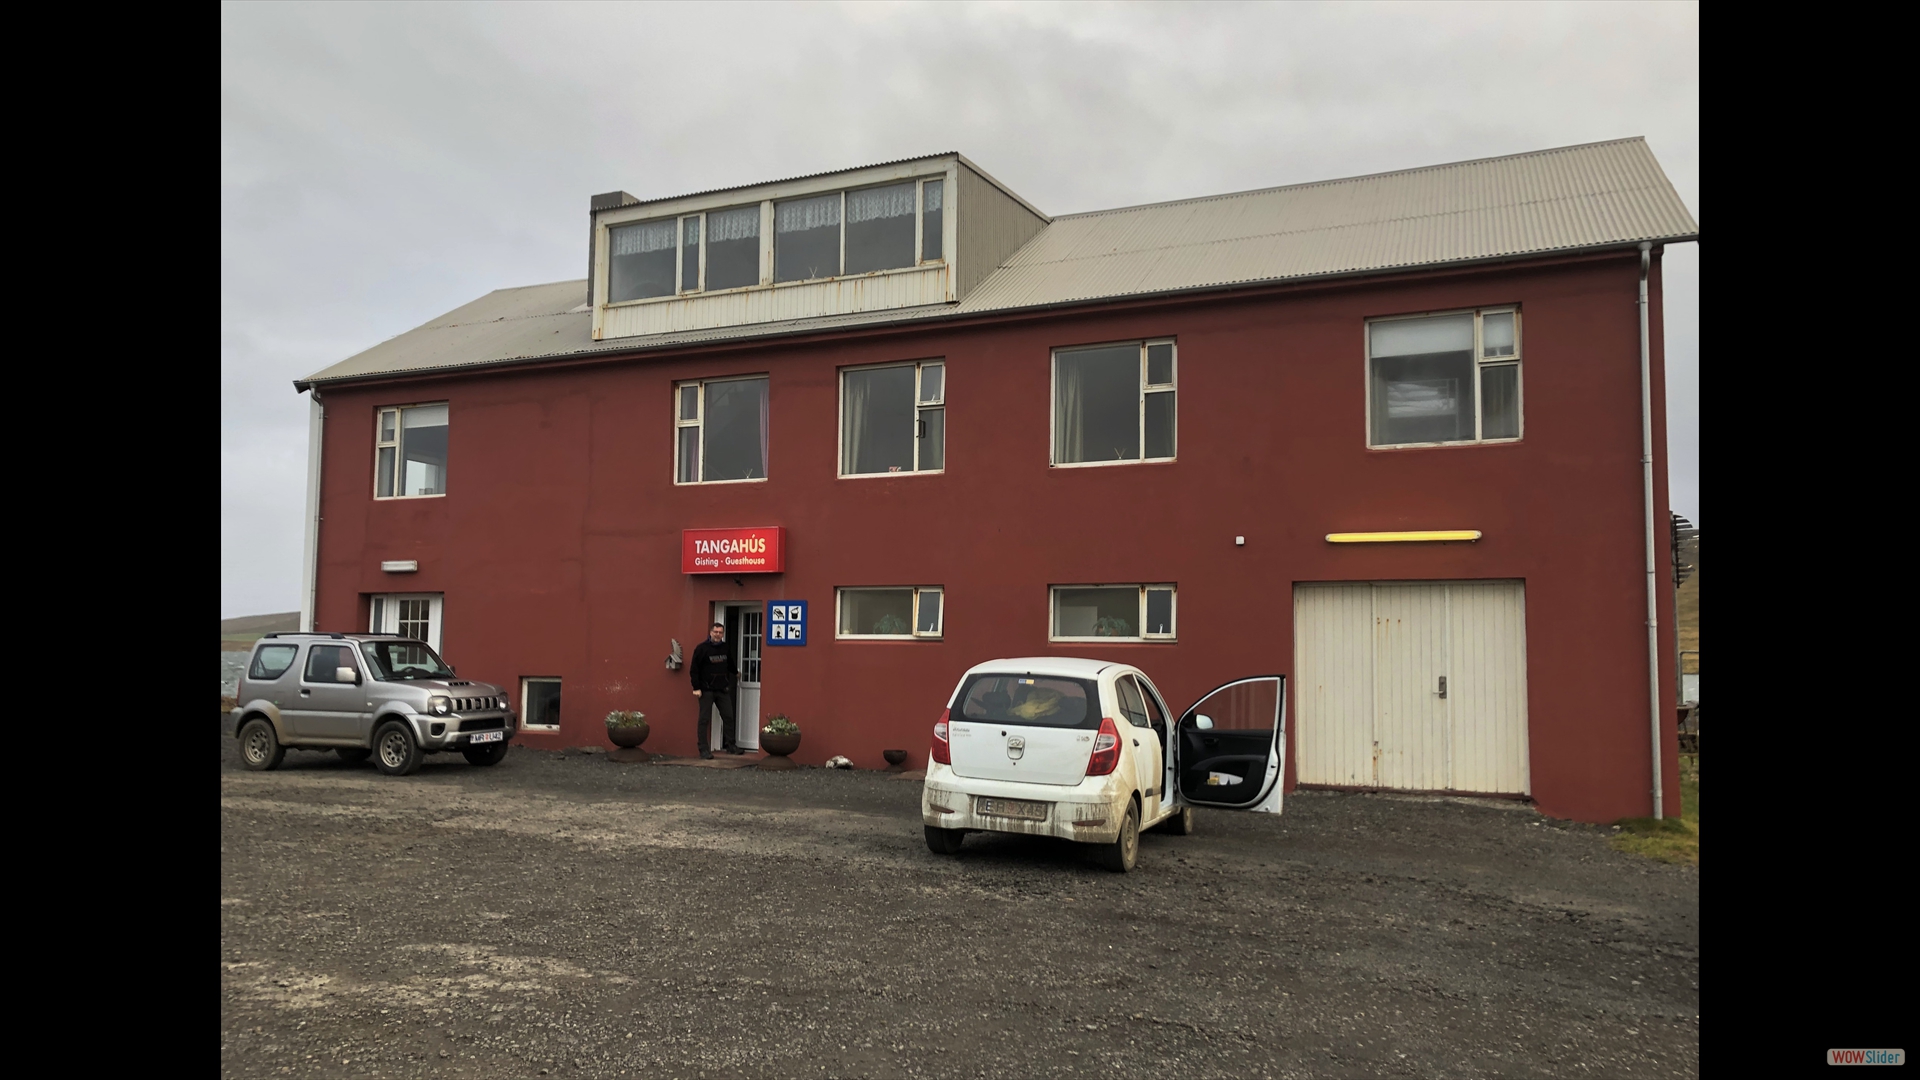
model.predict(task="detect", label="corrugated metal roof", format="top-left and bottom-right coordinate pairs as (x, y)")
top-left (299, 138), bottom-right (1696, 390)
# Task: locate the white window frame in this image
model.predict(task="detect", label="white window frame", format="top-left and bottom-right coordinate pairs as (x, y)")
top-left (603, 173), bottom-right (949, 309)
top-left (520, 676), bottom-right (562, 731)
top-left (835, 586), bottom-right (944, 640)
top-left (673, 375), bottom-right (771, 486)
top-left (373, 402), bottom-right (450, 500)
top-left (1048, 584), bottom-right (1177, 643)
top-left (1364, 306), bottom-right (1522, 450)
top-left (1048, 339), bottom-right (1177, 468)
top-left (368, 592), bottom-right (444, 652)
top-left (837, 359), bottom-right (946, 478)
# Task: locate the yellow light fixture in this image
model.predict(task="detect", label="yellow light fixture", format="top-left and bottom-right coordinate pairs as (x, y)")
top-left (1325, 530), bottom-right (1483, 543)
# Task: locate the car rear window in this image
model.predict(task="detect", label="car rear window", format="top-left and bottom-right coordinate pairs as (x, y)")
top-left (249, 644), bottom-right (299, 681)
top-left (954, 674), bottom-right (1100, 729)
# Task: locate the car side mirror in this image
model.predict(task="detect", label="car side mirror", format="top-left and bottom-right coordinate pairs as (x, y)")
top-left (1193, 714), bottom-right (1214, 730)
top-left (336, 666), bottom-right (360, 685)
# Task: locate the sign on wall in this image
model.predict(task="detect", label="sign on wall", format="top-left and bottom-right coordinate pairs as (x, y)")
top-left (766, 601), bottom-right (808, 646)
top-left (682, 527), bottom-right (786, 574)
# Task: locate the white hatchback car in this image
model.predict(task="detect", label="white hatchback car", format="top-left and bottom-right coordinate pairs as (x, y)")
top-left (921, 658), bottom-right (1287, 872)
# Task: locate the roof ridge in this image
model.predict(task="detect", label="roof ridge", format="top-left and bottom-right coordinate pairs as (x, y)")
top-left (1012, 180), bottom-right (1675, 267)
top-left (1050, 137), bottom-right (1651, 222)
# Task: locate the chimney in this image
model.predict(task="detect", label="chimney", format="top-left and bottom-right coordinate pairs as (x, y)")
top-left (587, 191), bottom-right (640, 307)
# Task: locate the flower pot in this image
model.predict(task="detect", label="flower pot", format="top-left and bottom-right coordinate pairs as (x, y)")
top-left (607, 721), bottom-right (650, 749)
top-left (883, 749), bottom-right (908, 772)
top-left (758, 730), bottom-right (800, 769)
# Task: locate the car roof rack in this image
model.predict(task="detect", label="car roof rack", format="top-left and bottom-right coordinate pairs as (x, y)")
top-left (262, 631), bottom-right (346, 639)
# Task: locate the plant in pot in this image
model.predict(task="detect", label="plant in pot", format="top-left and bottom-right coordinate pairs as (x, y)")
top-left (604, 710), bottom-right (650, 757)
top-left (758, 714), bottom-right (801, 770)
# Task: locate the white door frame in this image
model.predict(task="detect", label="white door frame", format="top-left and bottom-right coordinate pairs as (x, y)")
top-left (370, 593), bottom-right (443, 652)
top-left (710, 602), bottom-right (763, 751)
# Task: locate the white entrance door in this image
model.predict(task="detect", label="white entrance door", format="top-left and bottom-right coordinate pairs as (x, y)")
top-left (735, 607), bottom-right (762, 750)
top-left (710, 604), bottom-right (763, 751)
top-left (1294, 580), bottom-right (1528, 795)
top-left (370, 593), bottom-right (443, 651)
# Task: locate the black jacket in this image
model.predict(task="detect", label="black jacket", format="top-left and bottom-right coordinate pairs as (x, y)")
top-left (689, 638), bottom-right (736, 692)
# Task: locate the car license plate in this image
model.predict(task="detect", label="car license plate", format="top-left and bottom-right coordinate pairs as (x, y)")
top-left (469, 731), bottom-right (504, 744)
top-left (975, 797), bottom-right (1048, 821)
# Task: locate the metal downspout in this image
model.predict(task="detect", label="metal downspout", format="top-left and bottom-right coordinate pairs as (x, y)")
top-left (299, 391), bottom-right (325, 632)
top-left (1637, 241), bottom-right (1664, 819)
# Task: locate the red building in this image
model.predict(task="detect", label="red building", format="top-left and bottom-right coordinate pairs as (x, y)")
top-left (294, 139), bottom-right (1698, 823)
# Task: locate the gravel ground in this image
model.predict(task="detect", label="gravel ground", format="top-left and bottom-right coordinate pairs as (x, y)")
top-left (220, 720), bottom-right (1699, 1079)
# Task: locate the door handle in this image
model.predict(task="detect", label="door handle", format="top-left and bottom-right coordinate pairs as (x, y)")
top-left (1436, 676), bottom-right (1447, 699)
top-left (1132, 739), bottom-right (1140, 747)
top-left (300, 689), bottom-right (312, 697)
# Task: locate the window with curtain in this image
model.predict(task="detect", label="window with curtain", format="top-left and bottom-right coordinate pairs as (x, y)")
top-left (837, 587), bottom-right (943, 638)
top-left (1368, 308), bottom-right (1521, 447)
top-left (1050, 585), bottom-right (1176, 641)
top-left (608, 220), bottom-right (678, 302)
top-left (841, 361), bottom-right (944, 475)
top-left (375, 403), bottom-right (448, 498)
top-left (704, 206), bottom-right (761, 291)
top-left (845, 182), bottom-right (916, 274)
top-left (674, 377), bottom-right (770, 483)
top-left (605, 175), bottom-right (946, 303)
top-left (921, 180), bottom-right (943, 262)
top-left (775, 194), bottom-right (841, 283)
top-left (1052, 340), bottom-right (1175, 465)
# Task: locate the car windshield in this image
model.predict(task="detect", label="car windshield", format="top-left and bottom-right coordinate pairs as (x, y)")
top-left (954, 674), bottom-right (1100, 729)
top-left (359, 640), bottom-right (454, 680)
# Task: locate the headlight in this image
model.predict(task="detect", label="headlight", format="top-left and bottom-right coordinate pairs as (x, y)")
top-left (428, 696), bottom-right (452, 717)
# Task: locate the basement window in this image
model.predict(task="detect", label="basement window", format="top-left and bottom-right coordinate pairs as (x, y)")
top-left (675, 376), bottom-right (770, 484)
top-left (375, 403), bottom-right (448, 498)
top-left (1367, 308), bottom-right (1521, 448)
top-left (522, 677), bottom-right (561, 731)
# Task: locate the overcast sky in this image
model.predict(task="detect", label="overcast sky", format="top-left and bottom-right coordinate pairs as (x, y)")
top-left (221, 0), bottom-right (1698, 619)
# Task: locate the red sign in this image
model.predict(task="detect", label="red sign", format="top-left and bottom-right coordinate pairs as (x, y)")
top-left (683, 527), bottom-right (785, 574)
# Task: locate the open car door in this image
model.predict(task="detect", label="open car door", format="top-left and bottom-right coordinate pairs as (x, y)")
top-left (1175, 675), bottom-right (1286, 814)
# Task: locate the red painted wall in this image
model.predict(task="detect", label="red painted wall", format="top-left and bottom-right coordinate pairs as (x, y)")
top-left (310, 250), bottom-right (1681, 823)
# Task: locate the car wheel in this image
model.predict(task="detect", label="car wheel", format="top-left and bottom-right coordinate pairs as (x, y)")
top-left (336, 748), bottom-right (372, 765)
top-left (924, 825), bottom-right (965, 855)
top-left (462, 743), bottom-right (510, 767)
top-left (373, 721), bottom-right (424, 776)
top-left (1095, 800), bottom-right (1141, 873)
top-left (1156, 804), bottom-right (1195, 836)
top-left (238, 719), bottom-right (285, 772)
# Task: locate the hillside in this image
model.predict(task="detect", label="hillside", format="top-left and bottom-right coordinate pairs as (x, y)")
top-left (222, 611), bottom-right (301, 652)
top-left (1676, 535), bottom-right (1698, 672)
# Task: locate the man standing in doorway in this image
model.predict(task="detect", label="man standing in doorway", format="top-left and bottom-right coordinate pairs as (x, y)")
top-left (689, 622), bottom-right (744, 759)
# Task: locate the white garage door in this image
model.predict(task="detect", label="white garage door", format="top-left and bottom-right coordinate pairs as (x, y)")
top-left (1294, 580), bottom-right (1529, 795)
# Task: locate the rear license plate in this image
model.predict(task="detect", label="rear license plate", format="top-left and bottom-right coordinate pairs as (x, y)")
top-left (469, 731), bottom-right (504, 744)
top-left (975, 797), bottom-right (1048, 821)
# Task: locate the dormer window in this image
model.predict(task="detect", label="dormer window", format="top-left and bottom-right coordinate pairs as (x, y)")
top-left (590, 156), bottom-right (1046, 340)
top-left (603, 176), bottom-right (948, 306)
top-left (704, 206), bottom-right (760, 291)
top-left (608, 220), bottom-right (677, 302)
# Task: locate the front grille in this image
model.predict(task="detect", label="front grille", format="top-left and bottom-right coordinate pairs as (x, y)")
top-left (451, 696), bottom-right (501, 713)
top-left (458, 717), bottom-right (506, 733)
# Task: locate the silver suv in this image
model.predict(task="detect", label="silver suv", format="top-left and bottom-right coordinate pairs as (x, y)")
top-left (231, 632), bottom-right (516, 776)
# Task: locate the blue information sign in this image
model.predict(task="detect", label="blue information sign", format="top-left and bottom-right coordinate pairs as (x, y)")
top-left (765, 600), bottom-right (808, 646)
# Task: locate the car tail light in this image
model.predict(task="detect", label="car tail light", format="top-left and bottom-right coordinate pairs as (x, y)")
top-left (1086, 716), bottom-right (1121, 776)
top-left (931, 709), bottom-right (951, 765)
